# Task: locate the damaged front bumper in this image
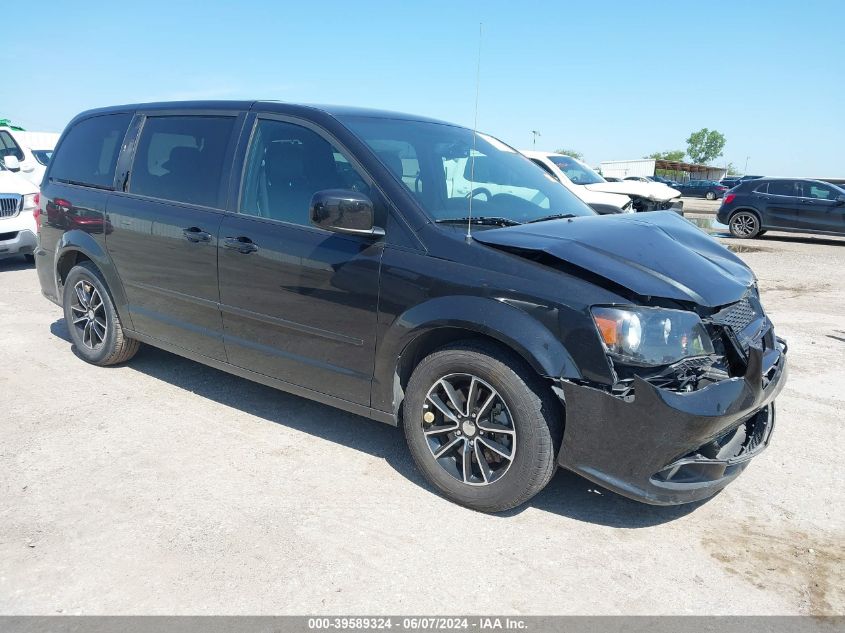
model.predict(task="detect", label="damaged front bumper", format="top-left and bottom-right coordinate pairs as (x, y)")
top-left (557, 338), bottom-right (788, 505)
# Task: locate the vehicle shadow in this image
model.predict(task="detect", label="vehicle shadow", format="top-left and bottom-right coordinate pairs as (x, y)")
top-left (758, 234), bottom-right (845, 247)
top-left (0, 256), bottom-right (35, 271)
top-left (49, 318), bottom-right (704, 528)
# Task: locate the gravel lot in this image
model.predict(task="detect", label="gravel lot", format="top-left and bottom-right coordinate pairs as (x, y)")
top-left (1, 228), bottom-right (843, 616)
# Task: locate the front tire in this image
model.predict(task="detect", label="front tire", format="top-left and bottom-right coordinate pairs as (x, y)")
top-left (23, 254), bottom-right (35, 264)
top-left (705, 191), bottom-right (716, 200)
top-left (729, 210), bottom-right (761, 239)
top-left (63, 262), bottom-right (140, 366)
top-left (403, 341), bottom-right (562, 512)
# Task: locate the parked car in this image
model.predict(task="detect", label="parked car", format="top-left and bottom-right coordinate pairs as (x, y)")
top-left (36, 101), bottom-right (787, 512)
top-left (0, 158), bottom-right (39, 261)
top-left (0, 125), bottom-right (60, 187)
top-left (603, 176), bottom-right (623, 182)
top-left (675, 180), bottom-right (728, 200)
top-left (517, 152), bottom-right (631, 214)
top-left (720, 177), bottom-right (742, 189)
top-left (649, 175), bottom-right (680, 186)
top-left (717, 178), bottom-right (845, 238)
top-left (522, 151), bottom-right (683, 214)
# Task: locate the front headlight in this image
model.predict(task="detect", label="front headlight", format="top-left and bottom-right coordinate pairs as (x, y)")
top-left (591, 306), bottom-right (714, 366)
top-left (22, 193), bottom-right (37, 211)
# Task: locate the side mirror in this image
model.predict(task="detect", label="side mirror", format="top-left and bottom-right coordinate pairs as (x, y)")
top-left (3, 156), bottom-right (21, 172)
top-left (310, 189), bottom-right (384, 237)
top-left (837, 194), bottom-right (845, 205)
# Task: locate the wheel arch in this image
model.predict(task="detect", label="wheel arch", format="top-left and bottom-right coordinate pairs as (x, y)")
top-left (371, 296), bottom-right (579, 419)
top-left (728, 206), bottom-right (762, 222)
top-left (54, 231), bottom-right (133, 329)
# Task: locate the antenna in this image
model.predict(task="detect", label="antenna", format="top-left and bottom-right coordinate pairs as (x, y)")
top-left (466, 22), bottom-right (483, 244)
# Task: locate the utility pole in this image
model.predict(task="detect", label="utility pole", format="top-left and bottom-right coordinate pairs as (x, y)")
top-left (531, 130), bottom-right (541, 149)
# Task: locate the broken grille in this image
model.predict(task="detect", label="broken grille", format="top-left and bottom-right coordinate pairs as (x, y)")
top-left (714, 298), bottom-right (757, 333)
top-left (0, 194), bottom-right (21, 218)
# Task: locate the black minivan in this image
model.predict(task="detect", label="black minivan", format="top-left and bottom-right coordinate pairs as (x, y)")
top-left (35, 101), bottom-right (788, 512)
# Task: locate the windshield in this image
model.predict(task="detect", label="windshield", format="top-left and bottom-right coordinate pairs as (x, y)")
top-left (547, 155), bottom-right (606, 185)
top-left (340, 117), bottom-right (595, 224)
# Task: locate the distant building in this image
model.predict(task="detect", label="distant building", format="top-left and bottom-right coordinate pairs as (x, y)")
top-left (599, 158), bottom-right (727, 182)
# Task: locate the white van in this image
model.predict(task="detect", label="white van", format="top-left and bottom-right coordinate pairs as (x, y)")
top-left (0, 125), bottom-right (59, 186)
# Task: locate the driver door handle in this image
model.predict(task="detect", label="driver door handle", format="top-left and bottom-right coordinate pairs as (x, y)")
top-left (182, 227), bottom-right (212, 243)
top-left (223, 236), bottom-right (259, 254)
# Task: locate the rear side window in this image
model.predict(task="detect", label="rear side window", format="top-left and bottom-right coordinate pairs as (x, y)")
top-left (769, 180), bottom-right (799, 197)
top-left (49, 114), bottom-right (132, 188)
top-left (0, 131), bottom-right (24, 161)
top-left (129, 116), bottom-right (235, 208)
top-left (753, 182), bottom-right (769, 194)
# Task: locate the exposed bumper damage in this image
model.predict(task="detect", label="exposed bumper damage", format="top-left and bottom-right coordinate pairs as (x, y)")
top-left (556, 339), bottom-right (788, 505)
top-left (632, 197), bottom-right (684, 215)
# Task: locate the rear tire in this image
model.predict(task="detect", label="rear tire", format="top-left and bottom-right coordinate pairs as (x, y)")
top-left (706, 191), bottom-right (716, 200)
top-left (63, 262), bottom-right (140, 366)
top-left (403, 341), bottom-right (562, 513)
top-left (729, 210), bottom-right (761, 239)
top-left (23, 254), bottom-right (35, 264)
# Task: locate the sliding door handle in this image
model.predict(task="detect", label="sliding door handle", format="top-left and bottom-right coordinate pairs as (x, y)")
top-left (223, 236), bottom-right (259, 254)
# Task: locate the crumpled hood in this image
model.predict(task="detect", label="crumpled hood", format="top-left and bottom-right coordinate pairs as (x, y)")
top-left (473, 211), bottom-right (754, 308)
top-left (584, 181), bottom-right (680, 201)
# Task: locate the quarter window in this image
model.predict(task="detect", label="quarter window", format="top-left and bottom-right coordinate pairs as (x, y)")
top-left (239, 119), bottom-right (371, 226)
top-left (129, 116), bottom-right (235, 207)
top-left (0, 131), bottom-right (24, 161)
top-left (49, 114), bottom-right (132, 188)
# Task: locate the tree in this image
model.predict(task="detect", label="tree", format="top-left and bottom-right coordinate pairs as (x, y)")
top-left (555, 148), bottom-right (583, 160)
top-left (685, 128), bottom-right (726, 165)
top-left (644, 150), bottom-right (685, 161)
top-left (725, 162), bottom-right (740, 176)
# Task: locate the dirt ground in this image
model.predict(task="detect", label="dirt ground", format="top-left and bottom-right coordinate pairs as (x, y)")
top-left (0, 227), bottom-right (843, 615)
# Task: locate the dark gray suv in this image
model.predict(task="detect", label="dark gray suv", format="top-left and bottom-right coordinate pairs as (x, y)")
top-left (718, 178), bottom-right (845, 238)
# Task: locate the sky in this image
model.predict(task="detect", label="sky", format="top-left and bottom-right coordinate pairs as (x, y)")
top-left (3, 0), bottom-right (843, 176)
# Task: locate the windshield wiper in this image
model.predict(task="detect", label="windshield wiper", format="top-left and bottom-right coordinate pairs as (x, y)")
top-left (525, 213), bottom-right (578, 224)
top-left (435, 216), bottom-right (521, 227)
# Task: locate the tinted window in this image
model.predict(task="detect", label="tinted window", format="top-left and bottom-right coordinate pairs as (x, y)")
top-left (130, 116), bottom-right (235, 207)
top-left (49, 114), bottom-right (131, 188)
top-left (0, 131), bottom-right (24, 161)
top-left (769, 180), bottom-right (799, 197)
top-left (240, 119), bottom-right (371, 226)
top-left (342, 117), bottom-right (594, 224)
top-left (32, 150), bottom-right (52, 166)
top-left (803, 182), bottom-right (836, 199)
top-left (753, 182), bottom-right (769, 194)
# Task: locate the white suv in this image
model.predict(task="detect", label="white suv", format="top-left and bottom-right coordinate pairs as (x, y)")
top-left (0, 125), bottom-right (59, 186)
top-left (522, 151), bottom-right (684, 214)
top-left (0, 159), bottom-right (39, 262)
